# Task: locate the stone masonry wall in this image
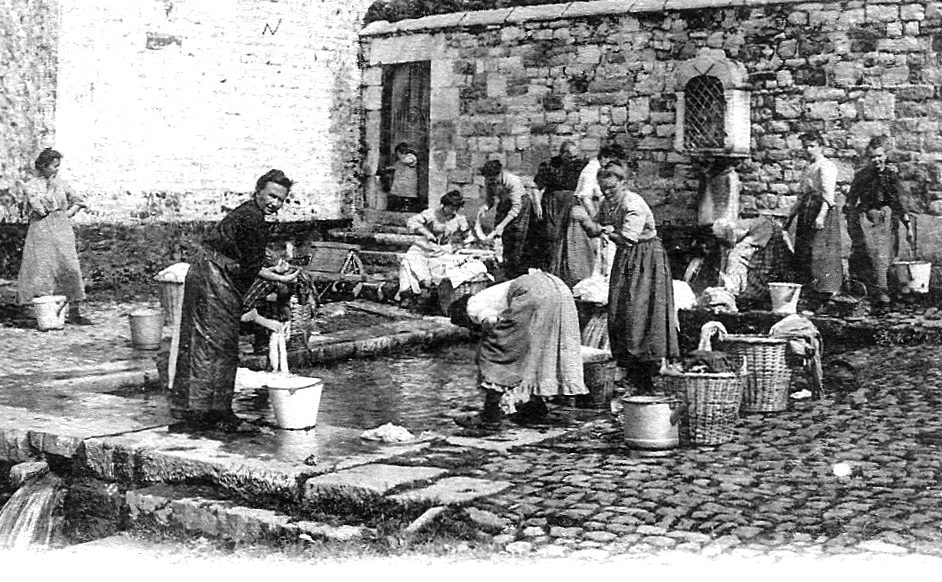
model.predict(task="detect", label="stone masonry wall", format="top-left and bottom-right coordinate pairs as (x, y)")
top-left (0, 0), bottom-right (371, 224)
top-left (0, 0), bottom-right (59, 222)
top-left (361, 0), bottom-right (942, 225)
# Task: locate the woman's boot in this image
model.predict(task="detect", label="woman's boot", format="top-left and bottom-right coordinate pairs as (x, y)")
top-left (68, 302), bottom-right (94, 326)
top-left (455, 389), bottom-right (505, 432)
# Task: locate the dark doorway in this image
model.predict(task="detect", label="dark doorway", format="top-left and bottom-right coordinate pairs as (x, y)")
top-left (379, 61), bottom-right (431, 213)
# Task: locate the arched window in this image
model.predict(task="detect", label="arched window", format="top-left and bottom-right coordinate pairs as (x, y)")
top-left (683, 75), bottom-right (726, 151)
top-left (674, 50), bottom-right (750, 156)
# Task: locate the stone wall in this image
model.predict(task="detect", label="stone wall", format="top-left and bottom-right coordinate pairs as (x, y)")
top-left (360, 0), bottom-right (942, 224)
top-left (0, 219), bottom-right (347, 297)
top-left (1, 0), bottom-right (371, 224)
top-left (0, 0), bottom-right (59, 222)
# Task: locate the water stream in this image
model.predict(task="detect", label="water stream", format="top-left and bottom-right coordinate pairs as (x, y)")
top-left (0, 473), bottom-right (63, 551)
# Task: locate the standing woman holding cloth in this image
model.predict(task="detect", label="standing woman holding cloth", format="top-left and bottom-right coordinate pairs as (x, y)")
top-left (785, 131), bottom-right (843, 304)
top-left (598, 162), bottom-right (679, 393)
top-left (17, 148), bottom-right (92, 325)
top-left (170, 169), bottom-right (297, 434)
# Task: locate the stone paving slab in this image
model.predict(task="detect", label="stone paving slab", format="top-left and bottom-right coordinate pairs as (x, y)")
top-left (0, 401), bottom-right (169, 461)
top-left (390, 476), bottom-right (513, 506)
top-left (445, 427), bottom-right (570, 452)
top-left (303, 463), bottom-right (447, 502)
top-left (82, 424), bottom-right (435, 502)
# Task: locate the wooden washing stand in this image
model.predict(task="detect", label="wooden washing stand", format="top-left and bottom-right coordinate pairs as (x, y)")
top-left (301, 242), bottom-right (369, 300)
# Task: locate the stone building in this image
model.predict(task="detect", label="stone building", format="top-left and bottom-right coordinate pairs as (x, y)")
top-left (1, 0), bottom-right (372, 225)
top-left (0, 0), bottom-right (371, 287)
top-left (359, 0), bottom-right (942, 234)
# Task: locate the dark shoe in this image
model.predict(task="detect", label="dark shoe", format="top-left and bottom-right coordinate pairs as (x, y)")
top-left (167, 414), bottom-right (214, 434)
top-left (212, 412), bottom-right (261, 434)
top-left (510, 397), bottom-right (550, 425)
top-left (454, 413), bottom-right (504, 433)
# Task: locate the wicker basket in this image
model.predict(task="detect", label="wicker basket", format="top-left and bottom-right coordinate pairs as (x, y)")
top-left (437, 276), bottom-right (491, 316)
top-left (662, 372), bottom-right (744, 446)
top-left (716, 335), bottom-right (791, 413)
top-left (577, 347), bottom-right (618, 409)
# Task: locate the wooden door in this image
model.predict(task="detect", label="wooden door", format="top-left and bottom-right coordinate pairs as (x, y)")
top-left (380, 61), bottom-right (430, 211)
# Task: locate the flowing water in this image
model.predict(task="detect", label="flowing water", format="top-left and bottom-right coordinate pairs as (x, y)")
top-left (0, 473), bottom-right (63, 550)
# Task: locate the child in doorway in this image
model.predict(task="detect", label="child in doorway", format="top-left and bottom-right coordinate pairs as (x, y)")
top-left (380, 141), bottom-right (419, 212)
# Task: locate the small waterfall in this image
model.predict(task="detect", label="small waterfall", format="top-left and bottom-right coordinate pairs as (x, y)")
top-left (0, 473), bottom-right (63, 550)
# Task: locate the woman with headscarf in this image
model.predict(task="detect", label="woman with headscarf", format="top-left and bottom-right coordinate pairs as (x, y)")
top-left (170, 169), bottom-right (297, 433)
top-left (16, 148), bottom-right (92, 324)
top-left (455, 270), bottom-right (587, 431)
top-left (598, 162), bottom-right (679, 393)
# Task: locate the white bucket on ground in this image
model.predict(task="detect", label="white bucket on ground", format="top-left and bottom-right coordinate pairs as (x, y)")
top-left (30, 296), bottom-right (68, 331)
top-left (129, 309), bottom-right (164, 350)
top-left (892, 261), bottom-right (931, 294)
top-left (265, 375), bottom-right (324, 429)
top-left (769, 283), bottom-right (802, 314)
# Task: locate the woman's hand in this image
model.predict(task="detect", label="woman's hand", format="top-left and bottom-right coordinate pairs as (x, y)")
top-left (601, 225), bottom-right (615, 236)
top-left (279, 270), bottom-right (299, 284)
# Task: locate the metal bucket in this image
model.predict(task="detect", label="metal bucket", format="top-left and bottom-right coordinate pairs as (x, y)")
top-left (31, 295), bottom-right (68, 331)
top-left (622, 395), bottom-right (681, 450)
top-left (769, 282), bottom-right (802, 313)
top-left (892, 261), bottom-right (931, 294)
top-left (129, 309), bottom-right (164, 350)
top-left (266, 376), bottom-right (324, 429)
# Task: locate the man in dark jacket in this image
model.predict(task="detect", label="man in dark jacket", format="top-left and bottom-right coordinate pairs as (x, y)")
top-left (845, 136), bottom-right (911, 304)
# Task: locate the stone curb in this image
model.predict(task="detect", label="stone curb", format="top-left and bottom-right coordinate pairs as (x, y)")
top-left (240, 317), bottom-right (471, 370)
top-left (126, 485), bottom-right (367, 545)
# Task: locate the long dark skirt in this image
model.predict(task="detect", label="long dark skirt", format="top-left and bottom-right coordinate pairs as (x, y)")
top-left (608, 238), bottom-right (679, 365)
top-left (794, 198), bottom-right (843, 294)
top-left (551, 214), bottom-right (595, 288)
top-left (170, 251), bottom-right (242, 418)
top-left (499, 194), bottom-right (540, 279)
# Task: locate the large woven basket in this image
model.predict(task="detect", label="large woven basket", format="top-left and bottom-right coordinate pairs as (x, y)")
top-left (716, 335), bottom-right (790, 413)
top-left (662, 371), bottom-right (744, 446)
top-left (438, 276), bottom-right (491, 316)
top-left (576, 347), bottom-right (618, 409)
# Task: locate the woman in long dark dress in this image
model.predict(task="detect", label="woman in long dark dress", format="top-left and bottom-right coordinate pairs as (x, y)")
top-left (598, 163), bottom-right (679, 393)
top-left (170, 169), bottom-right (297, 433)
top-left (785, 131), bottom-right (842, 303)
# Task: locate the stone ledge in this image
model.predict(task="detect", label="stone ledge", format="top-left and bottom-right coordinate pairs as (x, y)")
top-left (126, 484), bottom-right (366, 545)
top-left (360, 0), bottom-right (813, 37)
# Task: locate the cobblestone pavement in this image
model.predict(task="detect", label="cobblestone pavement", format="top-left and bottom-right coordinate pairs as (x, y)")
top-left (388, 345), bottom-right (942, 561)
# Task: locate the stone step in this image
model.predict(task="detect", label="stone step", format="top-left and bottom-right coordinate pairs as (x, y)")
top-left (326, 228), bottom-right (417, 252)
top-left (125, 484), bottom-right (367, 545)
top-left (359, 249), bottom-right (405, 268)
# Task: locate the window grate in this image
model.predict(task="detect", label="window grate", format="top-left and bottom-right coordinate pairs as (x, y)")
top-left (684, 75), bottom-right (726, 151)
